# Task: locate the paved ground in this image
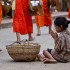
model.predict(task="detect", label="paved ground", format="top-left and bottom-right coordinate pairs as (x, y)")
top-left (0, 21), bottom-right (70, 70)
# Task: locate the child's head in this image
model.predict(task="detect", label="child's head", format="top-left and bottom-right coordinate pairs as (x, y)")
top-left (54, 17), bottom-right (70, 32)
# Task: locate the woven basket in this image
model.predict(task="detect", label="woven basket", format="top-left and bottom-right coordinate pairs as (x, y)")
top-left (6, 42), bottom-right (40, 61)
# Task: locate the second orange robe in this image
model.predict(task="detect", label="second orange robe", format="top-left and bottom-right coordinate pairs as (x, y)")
top-left (13, 0), bottom-right (33, 34)
top-left (0, 2), bottom-right (2, 24)
top-left (35, 0), bottom-right (52, 27)
top-left (68, 8), bottom-right (70, 18)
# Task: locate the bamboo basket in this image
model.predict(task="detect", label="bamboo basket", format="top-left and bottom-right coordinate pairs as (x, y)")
top-left (6, 42), bottom-right (40, 61)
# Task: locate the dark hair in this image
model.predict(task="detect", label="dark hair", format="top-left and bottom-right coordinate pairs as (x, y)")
top-left (54, 17), bottom-right (70, 30)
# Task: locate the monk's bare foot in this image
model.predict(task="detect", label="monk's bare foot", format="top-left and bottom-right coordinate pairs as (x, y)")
top-left (37, 31), bottom-right (41, 36)
top-left (37, 33), bottom-right (41, 36)
top-left (49, 30), bottom-right (51, 34)
top-left (17, 37), bottom-right (21, 42)
top-left (0, 49), bottom-right (2, 51)
top-left (16, 33), bottom-right (20, 42)
top-left (29, 37), bottom-right (35, 41)
top-left (43, 58), bottom-right (57, 63)
top-left (15, 41), bottom-right (21, 44)
top-left (48, 26), bottom-right (51, 34)
top-left (17, 40), bottom-right (20, 42)
top-left (15, 38), bottom-right (21, 44)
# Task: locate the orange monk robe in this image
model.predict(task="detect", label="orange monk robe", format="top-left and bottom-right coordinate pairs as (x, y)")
top-left (35, 0), bottom-right (52, 27)
top-left (13, 0), bottom-right (33, 34)
top-left (68, 8), bottom-right (70, 18)
top-left (35, 15), bottom-right (45, 27)
top-left (0, 2), bottom-right (2, 24)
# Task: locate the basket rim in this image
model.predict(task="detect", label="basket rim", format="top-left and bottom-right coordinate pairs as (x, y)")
top-left (6, 45), bottom-right (41, 49)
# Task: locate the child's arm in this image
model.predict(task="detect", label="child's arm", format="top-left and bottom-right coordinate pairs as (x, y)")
top-left (54, 38), bottom-right (62, 53)
top-left (50, 30), bottom-right (58, 40)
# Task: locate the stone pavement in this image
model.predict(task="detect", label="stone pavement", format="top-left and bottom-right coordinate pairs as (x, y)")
top-left (0, 22), bottom-right (70, 70)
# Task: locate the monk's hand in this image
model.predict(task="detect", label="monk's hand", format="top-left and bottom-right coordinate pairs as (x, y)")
top-left (37, 11), bottom-right (40, 15)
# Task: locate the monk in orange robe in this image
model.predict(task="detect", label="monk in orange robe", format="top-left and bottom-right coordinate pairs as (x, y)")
top-left (0, 2), bottom-right (2, 24)
top-left (35, 0), bottom-right (52, 35)
top-left (0, 2), bottom-right (2, 51)
top-left (68, 8), bottom-right (70, 18)
top-left (13, 0), bottom-right (33, 42)
top-left (68, 0), bottom-right (70, 18)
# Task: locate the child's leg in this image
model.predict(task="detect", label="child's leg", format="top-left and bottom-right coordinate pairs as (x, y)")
top-left (16, 33), bottom-right (20, 42)
top-left (43, 50), bottom-right (57, 63)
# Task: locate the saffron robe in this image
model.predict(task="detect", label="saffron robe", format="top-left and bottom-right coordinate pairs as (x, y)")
top-left (68, 8), bottom-right (70, 18)
top-left (13, 0), bottom-right (33, 34)
top-left (0, 2), bottom-right (2, 24)
top-left (35, 0), bottom-right (52, 27)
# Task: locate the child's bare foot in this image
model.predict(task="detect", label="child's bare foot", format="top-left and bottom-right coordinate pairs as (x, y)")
top-left (43, 58), bottom-right (57, 63)
top-left (38, 54), bottom-right (45, 61)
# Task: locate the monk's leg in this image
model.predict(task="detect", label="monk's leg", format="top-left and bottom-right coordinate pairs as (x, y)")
top-left (43, 50), bottom-right (57, 63)
top-left (49, 26), bottom-right (51, 34)
top-left (28, 34), bottom-right (34, 41)
top-left (16, 33), bottom-right (20, 42)
top-left (0, 48), bottom-right (2, 51)
top-left (37, 26), bottom-right (41, 36)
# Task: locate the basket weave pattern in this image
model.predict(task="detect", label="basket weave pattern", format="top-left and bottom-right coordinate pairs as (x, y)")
top-left (6, 43), bottom-right (40, 61)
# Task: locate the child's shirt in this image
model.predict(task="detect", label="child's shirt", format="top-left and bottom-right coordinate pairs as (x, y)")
top-left (51, 30), bottom-right (70, 62)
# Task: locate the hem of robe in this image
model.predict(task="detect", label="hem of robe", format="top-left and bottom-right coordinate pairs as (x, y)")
top-left (13, 27), bottom-right (33, 35)
top-left (35, 15), bottom-right (52, 27)
top-left (45, 21), bottom-right (52, 26)
top-left (13, 30), bottom-right (33, 35)
top-left (35, 16), bottom-right (45, 27)
top-left (36, 19), bottom-right (52, 27)
top-left (68, 8), bottom-right (70, 18)
top-left (0, 2), bottom-right (2, 24)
